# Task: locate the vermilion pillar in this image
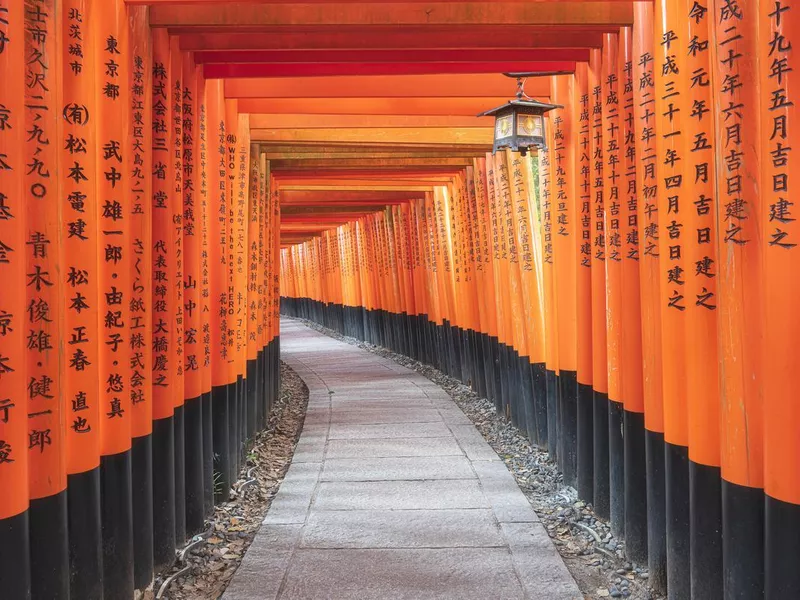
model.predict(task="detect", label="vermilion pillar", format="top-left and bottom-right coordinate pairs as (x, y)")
top-left (128, 6), bottom-right (153, 592)
top-left (25, 1), bottom-right (68, 597)
top-left (601, 32), bottom-right (625, 539)
top-left (552, 74), bottom-right (578, 488)
top-left (62, 1), bottom-right (102, 597)
top-left (574, 62), bottom-right (594, 504)
top-left (654, 1), bottom-right (690, 597)
top-left (755, 0), bottom-right (790, 597)
top-left (618, 23), bottom-right (647, 566)
top-left (682, 2), bottom-right (723, 597)
top-left (0, 3), bottom-right (30, 597)
top-left (95, 0), bottom-right (134, 595)
top-left (633, 2), bottom-right (666, 590)
top-left (150, 26), bottom-right (176, 572)
top-left (208, 79), bottom-right (231, 503)
top-left (589, 47), bottom-right (610, 521)
top-left (182, 51), bottom-right (205, 538)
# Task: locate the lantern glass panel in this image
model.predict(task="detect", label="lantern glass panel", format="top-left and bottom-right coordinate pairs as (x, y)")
top-left (495, 114), bottom-right (513, 140)
top-left (517, 113), bottom-right (543, 137)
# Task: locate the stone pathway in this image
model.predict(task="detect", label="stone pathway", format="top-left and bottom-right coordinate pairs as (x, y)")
top-left (224, 318), bottom-right (581, 600)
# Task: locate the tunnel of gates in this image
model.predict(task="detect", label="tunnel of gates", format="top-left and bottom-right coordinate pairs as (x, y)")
top-left (280, 3), bottom-right (800, 600)
top-left (0, 2), bottom-right (283, 598)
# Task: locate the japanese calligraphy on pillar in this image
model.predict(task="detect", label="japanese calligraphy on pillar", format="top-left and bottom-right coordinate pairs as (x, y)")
top-left (63, 0), bottom-right (99, 471)
top-left (761, 0), bottom-right (800, 512)
top-left (621, 36), bottom-right (638, 263)
top-left (762, 1), bottom-right (794, 250)
top-left (151, 29), bottom-right (175, 418)
top-left (656, 1), bottom-right (686, 313)
top-left (97, 0), bottom-right (131, 453)
top-left (183, 55), bottom-right (201, 398)
top-left (633, 1), bottom-right (664, 434)
top-left (655, 0), bottom-right (689, 450)
top-left (578, 69), bottom-right (591, 270)
top-left (197, 73), bottom-right (210, 388)
top-left (0, 0), bottom-right (28, 516)
top-left (25, 0), bottom-right (64, 493)
top-left (225, 101), bottom-right (236, 369)
top-left (171, 41), bottom-right (183, 405)
top-left (128, 5), bottom-right (151, 437)
top-left (247, 145), bottom-right (259, 362)
top-left (234, 115), bottom-right (249, 373)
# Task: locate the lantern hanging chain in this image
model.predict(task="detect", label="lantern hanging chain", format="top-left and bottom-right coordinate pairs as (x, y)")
top-left (515, 77), bottom-right (534, 101)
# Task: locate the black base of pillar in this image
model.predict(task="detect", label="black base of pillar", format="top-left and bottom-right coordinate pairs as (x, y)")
top-left (184, 397), bottom-right (205, 536)
top-left (665, 442), bottom-right (690, 600)
top-left (623, 411), bottom-right (647, 564)
top-left (68, 467), bottom-right (103, 599)
top-left (546, 369), bottom-right (559, 462)
top-left (0, 510), bottom-right (30, 599)
top-left (690, 461), bottom-right (723, 600)
top-left (152, 416), bottom-right (176, 572)
top-left (765, 493), bottom-right (800, 599)
top-left (645, 429), bottom-right (667, 593)
top-left (577, 382), bottom-right (594, 504)
top-left (30, 490), bottom-right (69, 600)
top-left (131, 434), bottom-right (154, 592)
top-left (722, 480), bottom-right (763, 599)
top-left (560, 370), bottom-right (578, 488)
top-left (174, 405), bottom-right (186, 546)
top-left (212, 384), bottom-right (231, 504)
top-left (593, 390), bottom-right (610, 520)
top-left (101, 450), bottom-right (134, 600)
top-left (202, 390), bottom-right (214, 516)
top-left (608, 400), bottom-right (625, 539)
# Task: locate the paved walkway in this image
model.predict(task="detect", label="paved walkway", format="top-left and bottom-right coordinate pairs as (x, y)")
top-left (224, 318), bottom-right (581, 600)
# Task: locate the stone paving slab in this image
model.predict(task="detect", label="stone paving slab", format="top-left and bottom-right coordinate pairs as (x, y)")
top-left (320, 455), bottom-right (475, 481)
top-left (275, 548), bottom-right (529, 600)
top-left (312, 479), bottom-right (491, 511)
top-left (327, 421), bottom-right (453, 440)
top-left (300, 508), bottom-right (505, 549)
top-left (224, 319), bottom-right (581, 600)
top-left (325, 436), bottom-right (463, 458)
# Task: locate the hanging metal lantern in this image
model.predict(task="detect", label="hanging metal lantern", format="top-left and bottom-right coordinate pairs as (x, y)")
top-left (478, 74), bottom-right (562, 156)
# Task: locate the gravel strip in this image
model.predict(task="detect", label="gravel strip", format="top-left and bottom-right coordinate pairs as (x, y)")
top-left (296, 318), bottom-right (665, 600)
top-left (144, 361), bottom-right (309, 600)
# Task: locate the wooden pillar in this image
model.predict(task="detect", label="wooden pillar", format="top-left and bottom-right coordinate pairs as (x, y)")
top-left (632, 2), bottom-right (666, 590)
top-left (618, 23), bottom-right (647, 565)
top-left (760, 1), bottom-right (800, 595)
top-left (0, 3), bottom-right (30, 597)
top-left (654, 1), bottom-right (690, 596)
top-left (538, 140), bottom-right (560, 465)
top-left (207, 78), bottom-right (230, 504)
top-left (95, 0), bottom-right (133, 595)
top-left (127, 5), bottom-right (153, 593)
top-left (25, 1), bottom-right (68, 595)
top-left (182, 51), bottom-right (205, 538)
top-left (196, 72), bottom-right (213, 516)
top-left (233, 114), bottom-right (249, 459)
top-left (150, 26), bottom-right (176, 571)
top-left (61, 1), bottom-right (102, 596)
top-left (589, 47), bottom-right (610, 521)
top-left (574, 62), bottom-right (595, 504)
top-left (680, 2), bottom-right (724, 596)
top-left (508, 151), bottom-right (542, 445)
top-left (601, 32), bottom-right (625, 539)
top-left (552, 74), bottom-right (579, 488)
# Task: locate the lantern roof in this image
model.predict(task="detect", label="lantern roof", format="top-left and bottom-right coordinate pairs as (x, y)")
top-left (477, 99), bottom-right (562, 118)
